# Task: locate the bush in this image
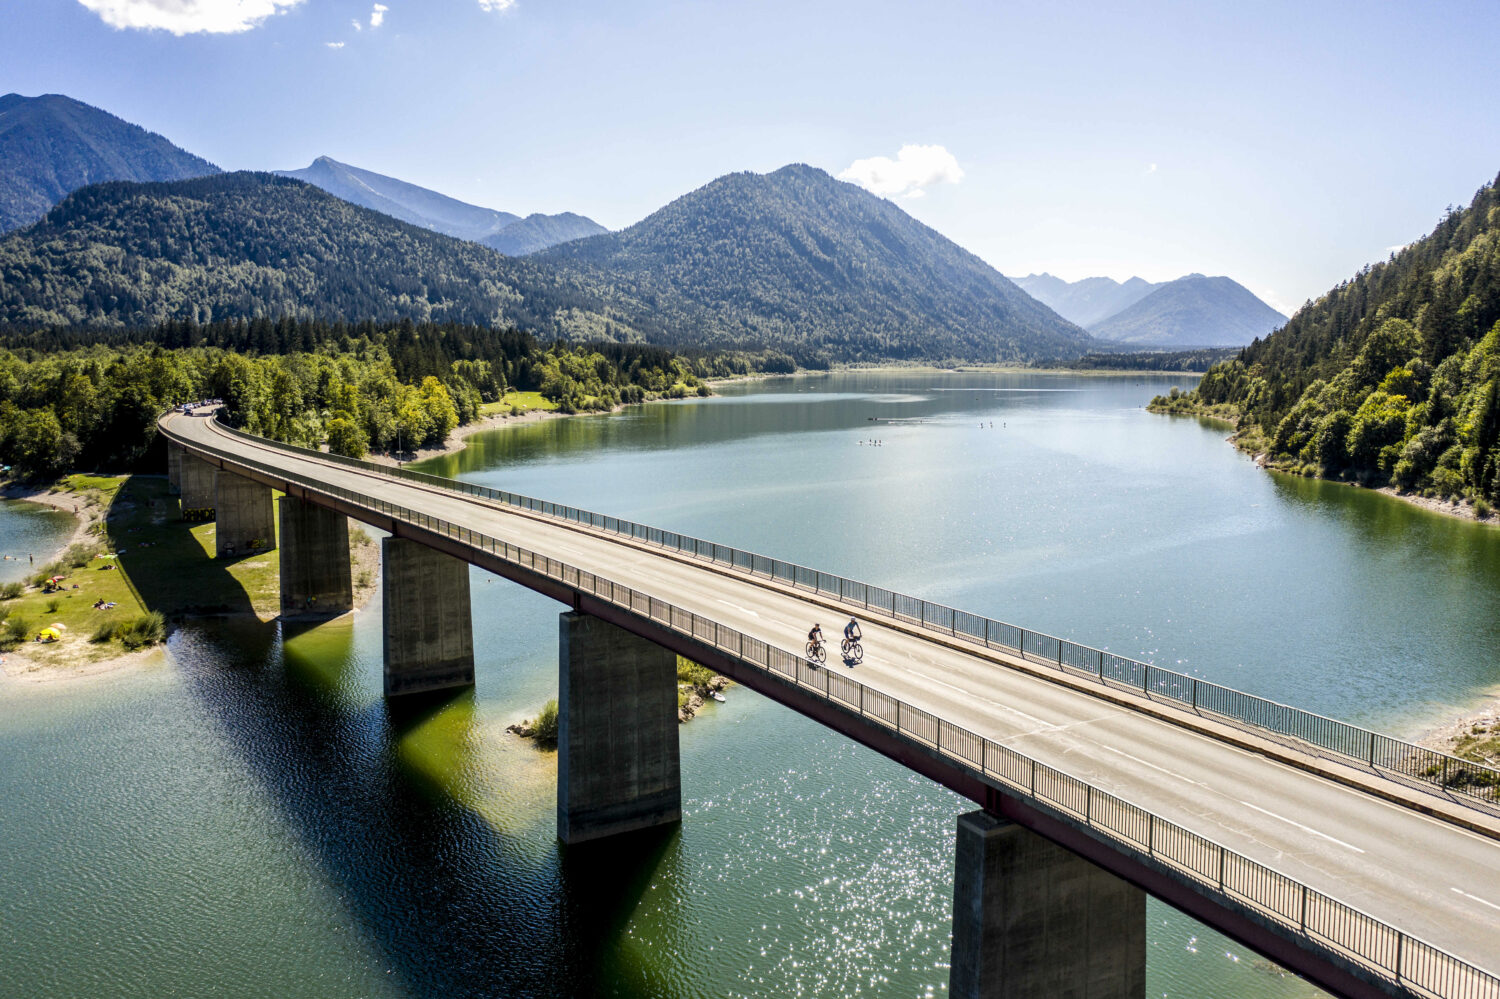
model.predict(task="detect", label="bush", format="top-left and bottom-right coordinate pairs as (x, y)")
top-left (531, 698), bottom-right (559, 747)
top-left (677, 657), bottom-right (716, 688)
top-left (116, 611), bottom-right (166, 649)
top-left (0, 581), bottom-right (22, 600)
top-left (45, 598), bottom-right (59, 613)
top-left (91, 619), bottom-right (119, 643)
top-left (2, 615), bottom-right (33, 648)
top-left (1476, 497), bottom-right (1494, 519)
top-left (63, 542), bottom-right (100, 568)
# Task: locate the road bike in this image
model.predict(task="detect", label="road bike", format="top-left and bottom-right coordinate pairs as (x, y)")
top-left (840, 638), bottom-right (864, 664)
top-left (805, 640), bottom-right (827, 665)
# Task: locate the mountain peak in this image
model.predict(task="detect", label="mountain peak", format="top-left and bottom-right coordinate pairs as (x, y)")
top-left (0, 92), bottom-right (220, 233)
top-left (1089, 274), bottom-right (1287, 347)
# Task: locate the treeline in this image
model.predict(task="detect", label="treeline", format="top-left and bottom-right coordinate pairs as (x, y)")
top-left (0, 319), bottom-right (713, 477)
top-left (1059, 347), bottom-right (1241, 372)
top-left (1153, 172), bottom-right (1500, 507)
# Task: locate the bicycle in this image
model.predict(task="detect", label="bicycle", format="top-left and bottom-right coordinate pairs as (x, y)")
top-left (840, 638), bottom-right (864, 664)
top-left (805, 640), bottom-right (827, 666)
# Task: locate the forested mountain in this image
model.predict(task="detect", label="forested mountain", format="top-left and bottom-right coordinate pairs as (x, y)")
top-left (0, 168), bottom-right (1093, 363)
top-left (279, 156), bottom-right (606, 252)
top-left (538, 164), bottom-right (1092, 362)
top-left (1090, 275), bottom-right (1286, 347)
top-left (484, 212), bottom-right (608, 255)
top-left (1011, 273), bottom-right (1158, 327)
top-left (0, 93), bottom-right (219, 234)
top-left (1155, 172), bottom-right (1500, 508)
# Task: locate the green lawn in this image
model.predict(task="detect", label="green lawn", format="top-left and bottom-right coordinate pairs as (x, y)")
top-left (1, 473), bottom-right (375, 669)
top-left (479, 390), bottom-right (559, 417)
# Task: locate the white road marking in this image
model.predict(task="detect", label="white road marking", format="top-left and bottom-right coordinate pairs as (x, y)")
top-left (919, 674), bottom-right (1055, 728)
top-left (1101, 744), bottom-right (1205, 787)
top-left (716, 599), bottom-right (759, 618)
top-left (1451, 887), bottom-right (1500, 913)
top-left (1238, 801), bottom-right (1365, 853)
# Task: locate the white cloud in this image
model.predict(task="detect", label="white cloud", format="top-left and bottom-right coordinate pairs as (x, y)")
top-left (1145, 163), bottom-right (1158, 175)
top-left (478, 0), bottom-right (516, 11)
top-left (369, 3), bottom-right (387, 27)
top-left (325, 40), bottom-right (344, 48)
top-left (351, 18), bottom-right (361, 30)
top-left (76, 0), bottom-right (303, 35)
top-left (837, 144), bottom-right (964, 199)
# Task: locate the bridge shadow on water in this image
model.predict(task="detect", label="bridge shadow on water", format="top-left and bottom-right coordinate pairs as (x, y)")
top-left (174, 615), bottom-right (680, 999)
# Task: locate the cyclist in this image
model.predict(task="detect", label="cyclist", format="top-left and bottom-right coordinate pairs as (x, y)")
top-left (807, 623), bottom-right (825, 657)
top-left (842, 616), bottom-right (862, 654)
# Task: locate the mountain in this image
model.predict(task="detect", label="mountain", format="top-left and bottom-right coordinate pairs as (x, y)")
top-left (538, 164), bottom-right (1092, 361)
top-left (1011, 273), bottom-right (1159, 327)
top-left (1157, 171), bottom-right (1500, 504)
top-left (0, 172), bottom-right (603, 331)
top-left (1088, 274), bottom-right (1287, 347)
top-left (0, 93), bottom-right (220, 234)
top-left (0, 166), bottom-right (1092, 363)
top-left (484, 212), bottom-right (608, 255)
top-left (277, 156), bottom-right (606, 252)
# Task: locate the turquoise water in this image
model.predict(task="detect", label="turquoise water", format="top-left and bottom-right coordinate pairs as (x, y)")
top-left (5, 370), bottom-right (1499, 997)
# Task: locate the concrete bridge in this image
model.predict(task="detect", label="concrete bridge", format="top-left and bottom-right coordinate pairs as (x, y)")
top-left (159, 410), bottom-right (1500, 999)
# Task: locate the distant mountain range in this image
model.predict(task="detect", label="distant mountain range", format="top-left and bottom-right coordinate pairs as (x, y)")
top-left (0, 93), bottom-right (220, 233)
top-left (1090, 274), bottom-right (1287, 347)
top-left (0, 168), bottom-right (1090, 361)
top-left (1012, 273), bottom-right (1159, 328)
top-left (1013, 272), bottom-right (1286, 347)
top-left (276, 156), bottom-right (606, 254)
top-left (0, 93), bottom-right (1093, 361)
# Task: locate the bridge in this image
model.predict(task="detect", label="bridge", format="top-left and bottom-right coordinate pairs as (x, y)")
top-left (159, 409), bottom-right (1500, 999)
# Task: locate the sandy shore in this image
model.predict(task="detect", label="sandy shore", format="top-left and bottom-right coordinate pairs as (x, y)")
top-left (1374, 486), bottom-right (1493, 524)
top-left (1414, 691), bottom-right (1500, 758)
top-left (1, 480), bottom-right (103, 551)
top-left (363, 406), bottom-right (576, 466)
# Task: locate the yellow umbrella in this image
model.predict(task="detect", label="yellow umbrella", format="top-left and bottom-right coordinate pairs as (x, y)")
top-left (38, 628), bottom-right (61, 642)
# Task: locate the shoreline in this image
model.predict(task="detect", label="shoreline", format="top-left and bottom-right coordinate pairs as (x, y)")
top-left (1, 476), bottom-right (379, 688)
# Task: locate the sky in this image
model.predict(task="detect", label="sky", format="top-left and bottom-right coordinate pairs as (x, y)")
top-left (5, 0), bottom-right (1500, 314)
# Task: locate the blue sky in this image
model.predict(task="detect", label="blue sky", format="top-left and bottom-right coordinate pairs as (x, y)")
top-left (6, 0), bottom-right (1500, 312)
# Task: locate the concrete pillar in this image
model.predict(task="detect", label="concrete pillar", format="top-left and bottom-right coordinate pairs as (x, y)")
top-left (382, 538), bottom-right (474, 697)
top-left (167, 443), bottom-right (182, 495)
top-left (950, 810), bottom-right (1145, 999)
top-left (214, 471), bottom-right (276, 559)
top-left (179, 453), bottom-right (217, 520)
top-left (557, 611), bottom-right (680, 844)
top-left (279, 496), bottom-right (353, 616)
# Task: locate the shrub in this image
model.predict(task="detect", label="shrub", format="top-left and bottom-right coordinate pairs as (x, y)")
top-left (0, 581), bottom-right (22, 600)
top-left (531, 698), bottom-right (559, 747)
top-left (116, 611), bottom-right (166, 649)
top-left (63, 542), bottom-right (100, 568)
top-left (2, 615), bottom-right (33, 648)
top-left (45, 598), bottom-right (59, 613)
top-left (1476, 497), bottom-right (1494, 519)
top-left (91, 619), bottom-right (119, 643)
top-left (677, 657), bottom-right (716, 688)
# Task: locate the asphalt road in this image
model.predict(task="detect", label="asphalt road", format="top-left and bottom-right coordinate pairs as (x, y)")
top-left (166, 412), bottom-right (1500, 977)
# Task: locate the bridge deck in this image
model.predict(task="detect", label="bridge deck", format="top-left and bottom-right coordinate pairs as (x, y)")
top-left (164, 412), bottom-right (1500, 983)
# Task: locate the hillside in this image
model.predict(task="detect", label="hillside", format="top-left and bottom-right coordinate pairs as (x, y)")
top-left (0, 172), bottom-right (621, 331)
top-left (1012, 273), bottom-right (1158, 327)
top-left (0, 93), bottom-right (219, 233)
top-left (485, 212), bottom-right (608, 255)
top-left (278, 156), bottom-right (606, 252)
top-left (539, 164), bottom-right (1092, 362)
top-left (1090, 274), bottom-right (1287, 347)
top-left (1154, 172), bottom-right (1500, 507)
top-left (0, 167), bottom-right (1093, 363)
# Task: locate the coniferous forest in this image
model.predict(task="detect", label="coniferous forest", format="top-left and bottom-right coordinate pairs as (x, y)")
top-left (1153, 173), bottom-right (1500, 509)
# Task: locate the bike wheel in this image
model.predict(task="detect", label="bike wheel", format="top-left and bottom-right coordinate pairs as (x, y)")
top-left (850, 642), bottom-right (863, 663)
top-left (811, 644), bottom-right (826, 664)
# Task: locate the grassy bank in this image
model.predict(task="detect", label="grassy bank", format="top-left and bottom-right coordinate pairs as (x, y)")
top-left (1, 473), bottom-right (377, 674)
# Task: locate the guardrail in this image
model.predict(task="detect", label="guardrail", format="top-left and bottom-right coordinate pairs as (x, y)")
top-left (169, 416), bottom-right (1500, 999)
top-left (203, 415), bottom-right (1500, 813)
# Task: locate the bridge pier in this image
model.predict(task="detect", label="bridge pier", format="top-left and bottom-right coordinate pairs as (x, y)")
top-left (950, 810), bottom-right (1145, 999)
top-left (382, 538), bottom-right (474, 697)
top-left (279, 496), bottom-right (352, 616)
top-left (557, 611), bottom-right (680, 844)
top-left (166, 443), bottom-right (181, 495)
top-left (215, 472), bottom-right (276, 558)
top-left (179, 453), bottom-right (217, 520)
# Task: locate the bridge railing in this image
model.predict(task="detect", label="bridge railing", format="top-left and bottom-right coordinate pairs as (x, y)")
top-left (204, 416), bottom-right (1500, 813)
top-left (175, 419), bottom-right (1500, 999)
